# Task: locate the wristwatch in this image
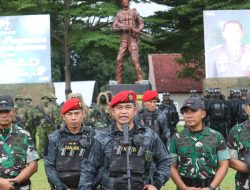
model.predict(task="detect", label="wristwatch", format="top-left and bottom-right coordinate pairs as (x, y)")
top-left (208, 185), bottom-right (216, 190)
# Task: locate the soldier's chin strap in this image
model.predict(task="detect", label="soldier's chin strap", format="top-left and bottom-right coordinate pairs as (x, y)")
top-left (123, 123), bottom-right (131, 190)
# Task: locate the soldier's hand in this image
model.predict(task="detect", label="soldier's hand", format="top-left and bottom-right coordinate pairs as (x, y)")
top-left (143, 184), bottom-right (157, 190)
top-left (0, 178), bottom-right (15, 190)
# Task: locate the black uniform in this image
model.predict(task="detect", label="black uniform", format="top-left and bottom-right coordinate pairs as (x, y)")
top-left (78, 122), bottom-right (171, 190)
top-left (44, 124), bottom-right (95, 190)
top-left (159, 99), bottom-right (179, 137)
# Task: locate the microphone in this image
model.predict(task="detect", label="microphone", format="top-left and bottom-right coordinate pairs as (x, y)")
top-left (123, 123), bottom-right (129, 146)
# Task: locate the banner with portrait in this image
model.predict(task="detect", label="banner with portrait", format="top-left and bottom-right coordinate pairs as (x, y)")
top-left (204, 10), bottom-right (250, 78)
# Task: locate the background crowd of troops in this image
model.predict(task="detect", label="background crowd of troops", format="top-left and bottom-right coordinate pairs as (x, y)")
top-left (12, 90), bottom-right (181, 159)
top-left (202, 88), bottom-right (249, 141)
top-left (14, 87), bottom-right (248, 159)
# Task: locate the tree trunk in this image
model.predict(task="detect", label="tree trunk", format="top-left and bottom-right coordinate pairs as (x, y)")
top-left (64, 0), bottom-right (71, 98)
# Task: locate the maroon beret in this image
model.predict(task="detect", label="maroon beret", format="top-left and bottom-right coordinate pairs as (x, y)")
top-left (142, 90), bottom-right (158, 102)
top-left (110, 90), bottom-right (137, 108)
top-left (61, 98), bottom-right (83, 114)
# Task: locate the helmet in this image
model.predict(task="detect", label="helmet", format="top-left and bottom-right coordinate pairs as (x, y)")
top-left (163, 92), bottom-right (170, 96)
top-left (24, 96), bottom-right (32, 100)
top-left (49, 93), bottom-right (57, 99)
top-left (41, 94), bottom-right (50, 100)
top-left (15, 94), bottom-right (24, 100)
top-left (67, 93), bottom-right (83, 101)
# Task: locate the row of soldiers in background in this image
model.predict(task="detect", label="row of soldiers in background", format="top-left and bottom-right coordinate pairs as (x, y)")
top-left (89, 91), bottom-right (179, 135)
top-left (195, 87), bottom-right (249, 141)
top-left (89, 90), bottom-right (179, 149)
top-left (13, 94), bottom-right (61, 158)
top-left (13, 89), bottom-right (179, 159)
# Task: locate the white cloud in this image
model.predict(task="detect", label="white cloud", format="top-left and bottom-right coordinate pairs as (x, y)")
top-left (130, 2), bottom-right (169, 17)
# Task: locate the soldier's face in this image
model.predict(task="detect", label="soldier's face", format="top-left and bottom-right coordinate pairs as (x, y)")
top-left (62, 110), bottom-right (84, 130)
top-left (111, 103), bottom-right (136, 130)
top-left (0, 110), bottom-right (14, 129)
top-left (15, 98), bottom-right (23, 105)
top-left (25, 99), bottom-right (32, 105)
top-left (163, 96), bottom-right (169, 101)
top-left (144, 99), bottom-right (157, 112)
top-left (182, 108), bottom-right (206, 130)
top-left (41, 97), bottom-right (50, 104)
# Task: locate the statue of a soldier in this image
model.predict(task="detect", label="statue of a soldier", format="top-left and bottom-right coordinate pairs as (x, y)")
top-left (112, 0), bottom-right (144, 84)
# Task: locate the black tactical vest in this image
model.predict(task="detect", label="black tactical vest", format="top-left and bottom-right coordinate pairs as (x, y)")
top-left (56, 127), bottom-right (93, 188)
top-left (236, 100), bottom-right (248, 123)
top-left (210, 100), bottom-right (226, 120)
top-left (139, 111), bottom-right (159, 134)
top-left (108, 129), bottom-right (148, 190)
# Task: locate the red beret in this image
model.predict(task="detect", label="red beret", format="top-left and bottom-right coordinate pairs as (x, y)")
top-left (61, 98), bottom-right (83, 114)
top-left (142, 90), bottom-right (158, 102)
top-left (110, 90), bottom-right (137, 108)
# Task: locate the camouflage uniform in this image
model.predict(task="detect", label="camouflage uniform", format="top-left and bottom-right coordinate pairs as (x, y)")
top-left (228, 120), bottom-right (250, 190)
top-left (135, 108), bottom-right (170, 147)
top-left (13, 95), bottom-right (27, 129)
top-left (37, 95), bottom-right (60, 158)
top-left (78, 122), bottom-right (171, 190)
top-left (170, 126), bottom-right (231, 189)
top-left (0, 124), bottom-right (39, 179)
top-left (89, 92), bottom-right (113, 131)
top-left (24, 96), bottom-right (40, 146)
top-left (44, 124), bottom-right (95, 190)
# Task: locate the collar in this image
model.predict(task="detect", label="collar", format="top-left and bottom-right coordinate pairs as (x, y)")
top-left (184, 125), bottom-right (210, 137)
top-left (62, 124), bottom-right (86, 134)
top-left (142, 108), bottom-right (158, 115)
top-left (110, 122), bottom-right (145, 136)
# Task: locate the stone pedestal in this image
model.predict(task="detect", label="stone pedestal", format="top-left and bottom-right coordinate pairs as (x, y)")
top-left (107, 81), bottom-right (151, 108)
top-left (107, 81), bottom-right (151, 95)
top-left (203, 77), bottom-right (250, 97)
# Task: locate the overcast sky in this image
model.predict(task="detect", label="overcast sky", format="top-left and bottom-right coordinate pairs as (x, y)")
top-left (130, 2), bottom-right (169, 17)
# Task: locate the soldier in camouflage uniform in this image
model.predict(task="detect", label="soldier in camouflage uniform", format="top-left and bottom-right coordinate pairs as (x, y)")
top-left (135, 90), bottom-right (170, 147)
top-left (89, 92), bottom-right (113, 131)
top-left (24, 96), bottom-right (40, 147)
top-left (44, 98), bottom-right (95, 190)
top-left (78, 90), bottom-right (171, 190)
top-left (228, 94), bottom-right (250, 190)
top-left (13, 94), bottom-right (27, 129)
top-left (37, 94), bottom-right (60, 158)
top-left (170, 97), bottom-right (230, 190)
top-left (0, 96), bottom-right (39, 189)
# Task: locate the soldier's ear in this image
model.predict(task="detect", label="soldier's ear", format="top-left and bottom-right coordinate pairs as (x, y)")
top-left (201, 110), bottom-right (206, 118)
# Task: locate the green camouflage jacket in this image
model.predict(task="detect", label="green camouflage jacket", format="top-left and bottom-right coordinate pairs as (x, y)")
top-left (0, 124), bottom-right (39, 178)
top-left (170, 126), bottom-right (230, 180)
top-left (228, 120), bottom-right (250, 190)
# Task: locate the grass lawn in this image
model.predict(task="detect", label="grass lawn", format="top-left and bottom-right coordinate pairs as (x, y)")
top-left (31, 159), bottom-right (236, 190)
